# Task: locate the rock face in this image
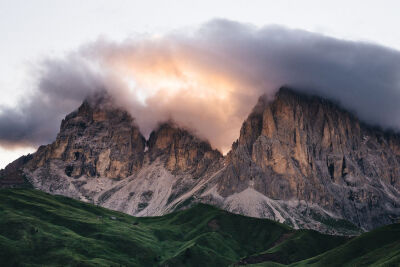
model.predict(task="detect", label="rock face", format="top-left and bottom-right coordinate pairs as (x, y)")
top-left (1, 87), bottom-right (399, 234)
top-left (0, 154), bottom-right (32, 188)
top-left (25, 93), bottom-right (146, 179)
top-left (147, 122), bottom-right (221, 176)
top-left (213, 88), bottom-right (400, 231)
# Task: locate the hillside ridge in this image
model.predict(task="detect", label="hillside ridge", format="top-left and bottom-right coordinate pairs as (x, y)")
top-left (1, 86), bottom-right (399, 234)
top-left (0, 188), bottom-right (399, 266)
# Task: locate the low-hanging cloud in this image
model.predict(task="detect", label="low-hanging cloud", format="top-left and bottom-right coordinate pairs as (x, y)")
top-left (1, 19), bottom-right (400, 153)
top-left (0, 55), bottom-right (104, 148)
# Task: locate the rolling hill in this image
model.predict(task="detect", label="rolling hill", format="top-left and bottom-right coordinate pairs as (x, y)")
top-left (0, 188), bottom-right (398, 266)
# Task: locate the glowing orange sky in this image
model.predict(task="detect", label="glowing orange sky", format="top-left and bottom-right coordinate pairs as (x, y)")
top-left (92, 38), bottom-right (264, 153)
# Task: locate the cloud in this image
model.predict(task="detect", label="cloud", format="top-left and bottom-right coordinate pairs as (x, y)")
top-left (1, 19), bottom-right (400, 153)
top-left (0, 55), bottom-right (104, 148)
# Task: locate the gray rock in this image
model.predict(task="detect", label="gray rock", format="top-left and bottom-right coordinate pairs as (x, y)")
top-left (2, 87), bottom-right (399, 234)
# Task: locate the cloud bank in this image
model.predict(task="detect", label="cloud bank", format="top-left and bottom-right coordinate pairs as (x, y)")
top-left (1, 19), bottom-right (400, 153)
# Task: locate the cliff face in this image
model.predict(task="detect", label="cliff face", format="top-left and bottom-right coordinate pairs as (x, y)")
top-left (0, 154), bottom-right (32, 188)
top-left (213, 88), bottom-right (400, 230)
top-left (147, 123), bottom-right (222, 176)
top-left (1, 87), bottom-right (399, 234)
top-left (24, 93), bottom-right (146, 179)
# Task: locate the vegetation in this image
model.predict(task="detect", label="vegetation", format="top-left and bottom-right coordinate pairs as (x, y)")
top-left (249, 221), bottom-right (400, 267)
top-left (0, 189), bottom-right (398, 266)
top-left (292, 222), bottom-right (400, 266)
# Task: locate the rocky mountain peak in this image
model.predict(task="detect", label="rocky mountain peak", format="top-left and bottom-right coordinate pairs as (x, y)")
top-left (25, 91), bottom-right (146, 179)
top-left (61, 91), bottom-right (133, 130)
top-left (147, 122), bottom-right (222, 175)
top-left (218, 86), bottom-right (400, 230)
top-left (1, 86), bottom-right (399, 234)
top-left (17, 91), bottom-right (221, 181)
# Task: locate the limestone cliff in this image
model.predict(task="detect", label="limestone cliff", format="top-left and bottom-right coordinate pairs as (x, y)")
top-left (1, 87), bottom-right (399, 234)
top-left (213, 88), bottom-right (400, 231)
top-left (0, 154), bottom-right (32, 188)
top-left (24, 92), bottom-right (146, 179)
top-left (147, 122), bottom-right (222, 176)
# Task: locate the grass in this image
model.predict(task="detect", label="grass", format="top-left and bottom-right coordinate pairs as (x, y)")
top-left (238, 230), bottom-right (349, 265)
top-left (0, 188), bottom-right (397, 267)
top-left (249, 222), bottom-right (400, 267)
top-left (291, 222), bottom-right (400, 266)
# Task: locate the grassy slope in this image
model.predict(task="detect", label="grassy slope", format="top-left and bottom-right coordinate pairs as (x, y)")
top-left (246, 223), bottom-right (400, 267)
top-left (0, 189), bottom-right (396, 267)
top-left (291, 222), bottom-right (400, 267)
top-left (0, 189), bottom-right (311, 266)
top-left (237, 230), bottom-right (349, 265)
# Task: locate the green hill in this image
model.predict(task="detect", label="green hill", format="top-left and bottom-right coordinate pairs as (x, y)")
top-left (248, 221), bottom-right (400, 267)
top-left (291, 222), bottom-right (400, 267)
top-left (0, 189), bottom-right (397, 266)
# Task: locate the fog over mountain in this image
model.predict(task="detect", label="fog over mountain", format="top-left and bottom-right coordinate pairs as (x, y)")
top-left (1, 19), bottom-right (400, 152)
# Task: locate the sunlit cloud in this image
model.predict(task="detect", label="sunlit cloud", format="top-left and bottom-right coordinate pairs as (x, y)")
top-left (2, 19), bottom-right (400, 158)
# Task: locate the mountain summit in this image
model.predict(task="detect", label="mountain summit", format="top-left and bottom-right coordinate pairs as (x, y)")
top-left (1, 87), bottom-right (399, 234)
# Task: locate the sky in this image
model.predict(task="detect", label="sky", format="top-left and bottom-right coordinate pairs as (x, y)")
top-left (1, 0), bottom-right (400, 168)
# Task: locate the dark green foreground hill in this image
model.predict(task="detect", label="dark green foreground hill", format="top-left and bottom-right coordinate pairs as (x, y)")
top-left (0, 189), bottom-right (398, 266)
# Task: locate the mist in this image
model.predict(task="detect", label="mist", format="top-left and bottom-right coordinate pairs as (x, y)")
top-left (1, 19), bottom-right (400, 153)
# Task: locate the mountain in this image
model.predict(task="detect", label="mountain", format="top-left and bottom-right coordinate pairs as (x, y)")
top-left (214, 88), bottom-right (400, 232)
top-left (1, 188), bottom-right (399, 267)
top-left (1, 87), bottom-right (399, 234)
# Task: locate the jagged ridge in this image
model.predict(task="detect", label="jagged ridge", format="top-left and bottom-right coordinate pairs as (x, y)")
top-left (1, 87), bottom-right (399, 234)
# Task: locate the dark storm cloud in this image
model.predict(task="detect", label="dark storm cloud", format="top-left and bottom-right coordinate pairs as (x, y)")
top-left (1, 19), bottom-right (400, 150)
top-left (185, 19), bottom-right (400, 129)
top-left (0, 55), bottom-right (104, 148)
